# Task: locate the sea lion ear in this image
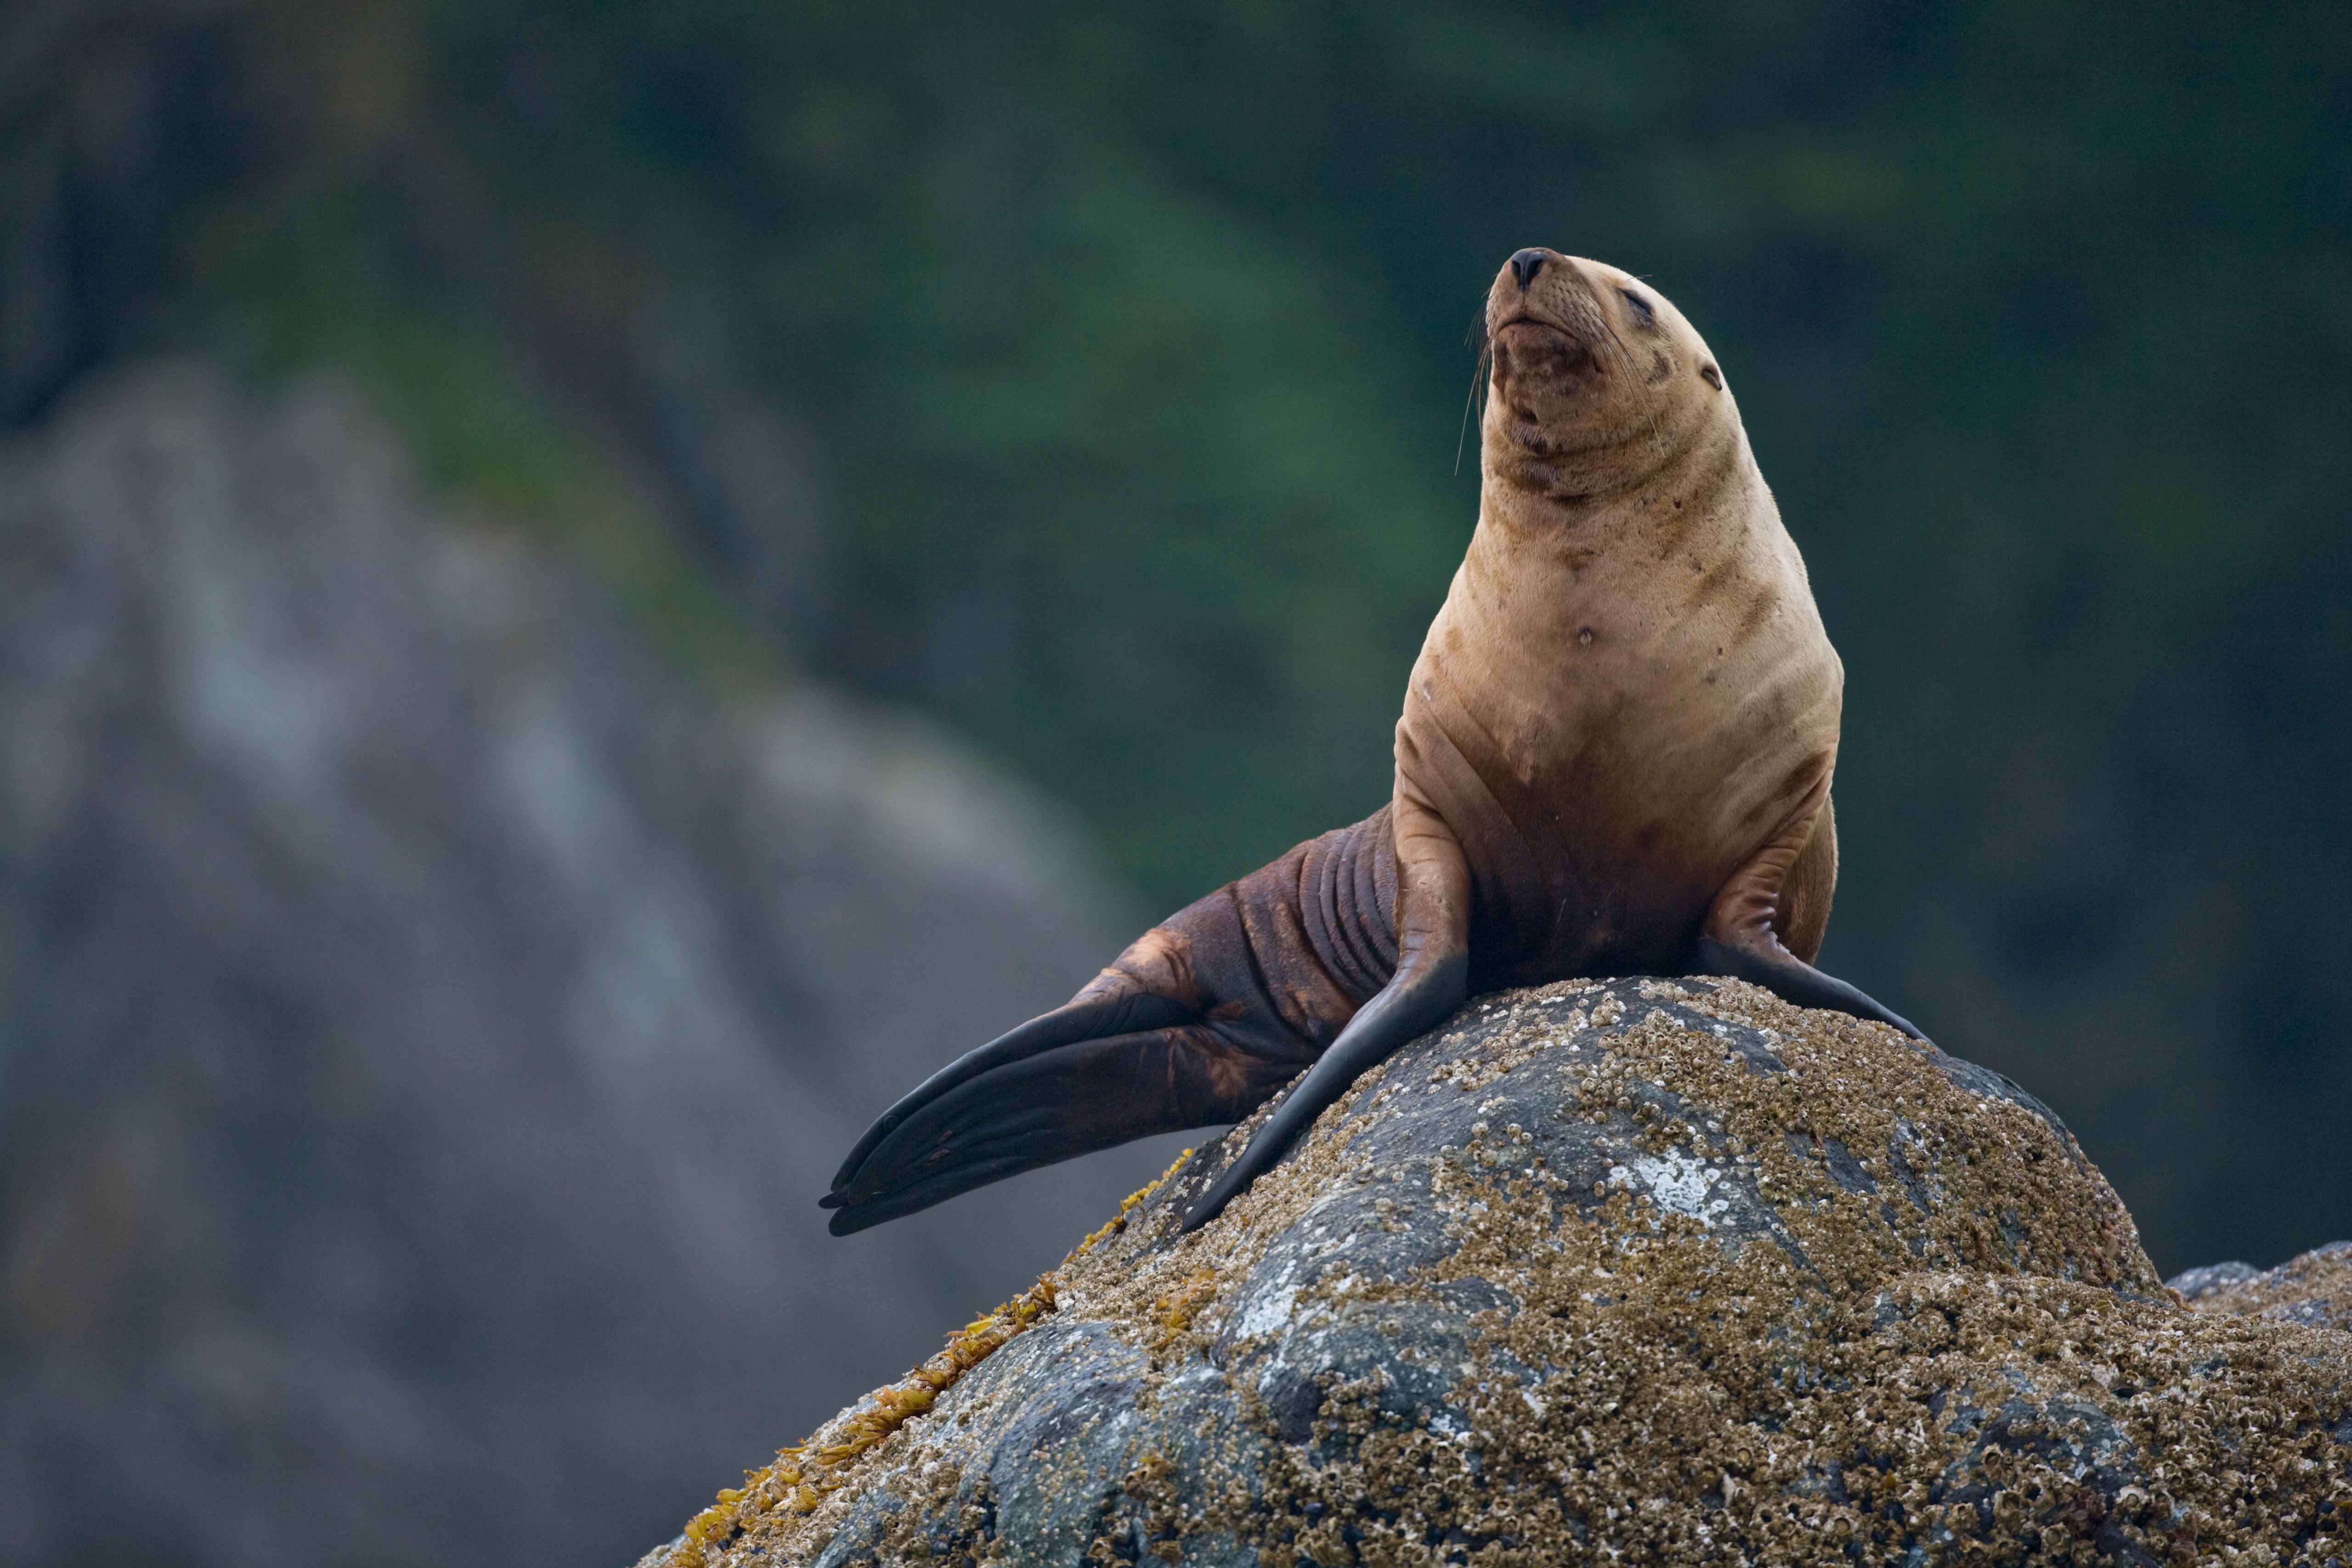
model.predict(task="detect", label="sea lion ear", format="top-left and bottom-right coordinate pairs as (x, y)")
top-left (1699, 363), bottom-right (1724, 391)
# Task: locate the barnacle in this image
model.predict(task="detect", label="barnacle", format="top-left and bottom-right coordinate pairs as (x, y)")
top-left (657, 981), bottom-right (2352, 1568)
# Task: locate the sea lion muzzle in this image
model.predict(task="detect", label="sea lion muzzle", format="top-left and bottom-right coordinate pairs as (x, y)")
top-left (823, 251), bottom-right (1922, 1238)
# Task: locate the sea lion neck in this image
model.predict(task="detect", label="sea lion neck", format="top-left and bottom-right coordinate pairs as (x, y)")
top-left (1475, 374), bottom-right (1758, 572)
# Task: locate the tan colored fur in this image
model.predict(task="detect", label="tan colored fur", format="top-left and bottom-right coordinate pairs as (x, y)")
top-left (1392, 253), bottom-right (1842, 984)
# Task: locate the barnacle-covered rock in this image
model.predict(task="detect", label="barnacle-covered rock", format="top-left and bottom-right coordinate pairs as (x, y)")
top-left (642, 978), bottom-right (2352, 1567)
top-left (2171, 1241), bottom-right (2352, 1334)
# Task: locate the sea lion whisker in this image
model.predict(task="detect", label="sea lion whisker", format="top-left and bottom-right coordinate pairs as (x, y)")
top-left (1593, 308), bottom-right (1634, 370)
top-left (1458, 339), bottom-right (1493, 477)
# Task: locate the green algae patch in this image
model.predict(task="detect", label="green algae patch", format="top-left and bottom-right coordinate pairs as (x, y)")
top-left (639, 979), bottom-right (2352, 1567)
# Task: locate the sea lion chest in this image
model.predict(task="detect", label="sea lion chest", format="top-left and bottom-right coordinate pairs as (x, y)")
top-left (1403, 471), bottom-right (1841, 982)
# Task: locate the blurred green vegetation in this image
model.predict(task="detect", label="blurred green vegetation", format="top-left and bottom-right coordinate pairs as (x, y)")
top-left (9, 0), bottom-right (2350, 1268)
top-left (196, 194), bottom-right (784, 687)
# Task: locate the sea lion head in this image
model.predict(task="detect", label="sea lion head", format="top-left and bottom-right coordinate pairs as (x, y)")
top-left (1481, 249), bottom-right (1729, 498)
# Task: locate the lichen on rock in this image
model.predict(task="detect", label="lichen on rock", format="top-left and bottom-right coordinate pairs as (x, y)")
top-left (640, 978), bottom-right (2352, 1566)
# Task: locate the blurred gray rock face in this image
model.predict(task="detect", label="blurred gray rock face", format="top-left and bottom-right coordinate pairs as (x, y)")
top-left (658, 979), bottom-right (2352, 1568)
top-left (0, 364), bottom-right (1192, 1568)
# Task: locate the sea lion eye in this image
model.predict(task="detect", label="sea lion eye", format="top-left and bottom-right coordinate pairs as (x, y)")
top-left (1620, 288), bottom-right (1656, 326)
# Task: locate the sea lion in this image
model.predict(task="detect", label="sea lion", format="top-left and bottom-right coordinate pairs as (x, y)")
top-left (823, 248), bottom-right (1918, 1237)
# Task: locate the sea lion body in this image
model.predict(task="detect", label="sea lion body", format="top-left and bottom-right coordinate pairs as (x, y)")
top-left (824, 250), bottom-right (1911, 1236)
top-left (1404, 433), bottom-right (1841, 991)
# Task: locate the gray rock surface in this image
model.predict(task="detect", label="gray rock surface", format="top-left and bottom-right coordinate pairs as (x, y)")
top-left (0, 364), bottom-right (1192, 1568)
top-left (657, 978), bottom-right (2352, 1568)
top-left (2171, 1241), bottom-right (2352, 1334)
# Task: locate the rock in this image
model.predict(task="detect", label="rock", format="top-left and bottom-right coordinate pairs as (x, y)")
top-left (2165, 1259), bottom-right (2267, 1300)
top-left (650, 977), bottom-right (2352, 1568)
top-left (2171, 1243), bottom-right (2352, 1334)
top-left (0, 364), bottom-right (1192, 1568)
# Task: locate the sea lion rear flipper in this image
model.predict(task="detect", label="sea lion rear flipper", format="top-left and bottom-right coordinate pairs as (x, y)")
top-left (1179, 791), bottom-right (1472, 1232)
top-left (823, 1024), bottom-right (1288, 1235)
top-left (1699, 792), bottom-right (1925, 1041)
top-left (826, 981), bottom-right (1190, 1192)
top-left (824, 829), bottom-right (1387, 1233)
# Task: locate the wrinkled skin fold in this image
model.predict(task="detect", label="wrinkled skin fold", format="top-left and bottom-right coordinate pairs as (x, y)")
top-left (825, 249), bottom-right (1918, 1237)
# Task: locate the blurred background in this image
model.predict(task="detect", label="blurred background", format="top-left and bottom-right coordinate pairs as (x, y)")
top-left (2, 1), bottom-right (2347, 1563)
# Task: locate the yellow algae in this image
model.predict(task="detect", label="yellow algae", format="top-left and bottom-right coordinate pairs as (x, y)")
top-left (1150, 1268), bottom-right (1221, 1351)
top-left (660, 1147), bottom-right (1191, 1568)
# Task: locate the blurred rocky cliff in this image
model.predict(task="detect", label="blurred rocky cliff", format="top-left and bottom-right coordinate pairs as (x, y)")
top-left (0, 363), bottom-right (1193, 1568)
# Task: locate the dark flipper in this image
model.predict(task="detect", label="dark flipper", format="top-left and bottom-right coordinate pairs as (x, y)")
top-left (1180, 785), bottom-right (1473, 1232)
top-left (822, 814), bottom-right (1396, 1233)
top-left (1696, 782), bottom-right (1926, 1042)
top-left (1693, 934), bottom-right (1923, 1040)
top-left (825, 1026), bottom-right (1291, 1235)
top-left (1178, 947), bottom-right (1465, 1232)
top-left (826, 987), bottom-right (1189, 1194)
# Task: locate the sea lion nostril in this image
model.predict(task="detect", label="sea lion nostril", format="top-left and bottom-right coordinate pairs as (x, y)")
top-left (1510, 248), bottom-right (1547, 288)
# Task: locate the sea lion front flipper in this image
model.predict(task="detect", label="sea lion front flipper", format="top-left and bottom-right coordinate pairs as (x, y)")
top-left (1698, 790), bottom-right (1924, 1040)
top-left (1180, 791), bottom-right (1472, 1232)
top-left (1693, 934), bottom-right (1922, 1039)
